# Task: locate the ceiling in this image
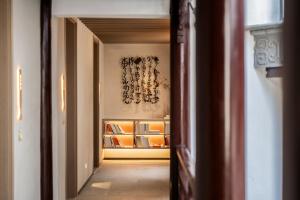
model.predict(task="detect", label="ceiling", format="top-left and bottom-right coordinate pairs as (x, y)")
top-left (80, 18), bottom-right (170, 43)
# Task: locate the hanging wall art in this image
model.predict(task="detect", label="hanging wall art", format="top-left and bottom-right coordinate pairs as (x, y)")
top-left (121, 56), bottom-right (160, 104)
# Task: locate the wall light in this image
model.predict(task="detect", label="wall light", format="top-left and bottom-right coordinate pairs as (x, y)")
top-left (60, 74), bottom-right (66, 112)
top-left (16, 67), bottom-right (23, 121)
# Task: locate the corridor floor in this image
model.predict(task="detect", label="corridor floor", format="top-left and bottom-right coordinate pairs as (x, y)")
top-left (76, 160), bottom-right (170, 200)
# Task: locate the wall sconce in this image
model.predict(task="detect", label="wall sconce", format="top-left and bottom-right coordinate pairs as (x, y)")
top-left (60, 74), bottom-right (66, 112)
top-left (16, 67), bottom-right (23, 121)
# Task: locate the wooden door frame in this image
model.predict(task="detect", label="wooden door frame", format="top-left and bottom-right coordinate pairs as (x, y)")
top-left (93, 39), bottom-right (100, 169)
top-left (170, 0), bottom-right (192, 199)
top-left (0, 0), bottom-right (13, 199)
top-left (41, 0), bottom-right (53, 200)
top-left (65, 18), bottom-right (78, 198)
top-left (41, 0), bottom-right (245, 199)
top-left (283, 0), bottom-right (300, 199)
top-left (195, 0), bottom-right (245, 199)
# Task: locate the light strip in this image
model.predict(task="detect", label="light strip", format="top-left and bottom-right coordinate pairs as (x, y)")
top-left (60, 74), bottom-right (66, 112)
top-left (16, 67), bottom-right (23, 121)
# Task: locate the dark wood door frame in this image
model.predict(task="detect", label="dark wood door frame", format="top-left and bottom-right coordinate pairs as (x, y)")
top-left (93, 39), bottom-right (100, 169)
top-left (0, 0), bottom-right (13, 199)
top-left (283, 0), bottom-right (300, 199)
top-left (65, 18), bottom-right (78, 198)
top-left (170, 0), bottom-right (194, 199)
top-left (41, 0), bottom-right (245, 199)
top-left (41, 0), bottom-right (53, 199)
top-left (195, 0), bottom-right (245, 199)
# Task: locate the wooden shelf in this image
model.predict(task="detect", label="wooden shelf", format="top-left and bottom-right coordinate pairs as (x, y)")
top-left (103, 146), bottom-right (170, 150)
top-left (104, 134), bottom-right (134, 136)
top-left (103, 119), bottom-right (171, 152)
top-left (104, 134), bottom-right (170, 136)
top-left (136, 134), bottom-right (169, 135)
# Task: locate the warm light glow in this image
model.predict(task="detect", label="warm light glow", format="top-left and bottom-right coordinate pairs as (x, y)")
top-left (106, 121), bottom-right (133, 124)
top-left (99, 83), bottom-right (101, 104)
top-left (60, 74), bottom-right (66, 112)
top-left (16, 67), bottom-right (23, 121)
top-left (139, 121), bottom-right (164, 125)
top-left (91, 182), bottom-right (112, 190)
top-left (103, 149), bottom-right (170, 159)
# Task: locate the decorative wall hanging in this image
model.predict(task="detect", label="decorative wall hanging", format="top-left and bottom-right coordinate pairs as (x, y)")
top-left (121, 56), bottom-right (160, 104)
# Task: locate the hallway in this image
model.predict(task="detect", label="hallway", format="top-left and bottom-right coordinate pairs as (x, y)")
top-left (76, 160), bottom-right (170, 200)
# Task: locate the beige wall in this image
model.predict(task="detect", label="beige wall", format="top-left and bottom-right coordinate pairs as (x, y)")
top-left (52, 18), bottom-right (67, 200)
top-left (103, 44), bottom-right (170, 119)
top-left (52, 0), bottom-right (170, 18)
top-left (12, 0), bottom-right (41, 199)
top-left (76, 21), bottom-right (94, 191)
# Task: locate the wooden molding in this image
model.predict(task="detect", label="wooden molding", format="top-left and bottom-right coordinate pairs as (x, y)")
top-left (0, 0), bottom-right (13, 199)
top-left (40, 0), bottom-right (53, 199)
top-left (170, 0), bottom-right (191, 199)
top-left (266, 67), bottom-right (284, 78)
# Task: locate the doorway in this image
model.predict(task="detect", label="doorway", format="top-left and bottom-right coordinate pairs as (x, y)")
top-left (42, 0), bottom-right (246, 200)
top-left (63, 17), bottom-right (172, 199)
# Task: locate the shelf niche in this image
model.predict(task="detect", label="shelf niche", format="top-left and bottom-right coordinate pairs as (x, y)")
top-left (102, 119), bottom-right (170, 159)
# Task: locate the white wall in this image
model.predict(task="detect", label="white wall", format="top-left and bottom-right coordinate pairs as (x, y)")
top-left (52, 0), bottom-right (170, 18)
top-left (245, 31), bottom-right (283, 200)
top-left (103, 44), bottom-right (170, 119)
top-left (12, 0), bottom-right (41, 199)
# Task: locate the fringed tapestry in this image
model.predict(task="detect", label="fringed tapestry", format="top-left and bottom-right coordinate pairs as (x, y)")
top-left (121, 56), bottom-right (160, 104)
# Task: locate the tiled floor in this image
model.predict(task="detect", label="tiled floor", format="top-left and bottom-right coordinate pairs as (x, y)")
top-left (76, 160), bottom-right (170, 200)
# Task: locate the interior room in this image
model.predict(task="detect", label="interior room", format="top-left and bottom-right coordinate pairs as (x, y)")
top-left (52, 17), bottom-right (171, 199)
top-left (2, 0), bottom-right (290, 200)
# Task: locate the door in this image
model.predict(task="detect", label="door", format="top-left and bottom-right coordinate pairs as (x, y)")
top-left (170, 0), bottom-right (245, 199)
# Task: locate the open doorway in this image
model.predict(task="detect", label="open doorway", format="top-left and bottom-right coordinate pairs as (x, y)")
top-left (39, 0), bottom-right (247, 199)
top-left (61, 17), bottom-right (172, 199)
top-left (47, 1), bottom-right (196, 200)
